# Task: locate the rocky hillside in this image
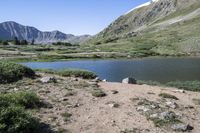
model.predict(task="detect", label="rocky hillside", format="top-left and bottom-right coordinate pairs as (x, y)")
top-left (0, 21), bottom-right (90, 44)
top-left (86, 0), bottom-right (200, 56)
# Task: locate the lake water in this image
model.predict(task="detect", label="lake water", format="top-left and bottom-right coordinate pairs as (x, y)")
top-left (22, 57), bottom-right (200, 83)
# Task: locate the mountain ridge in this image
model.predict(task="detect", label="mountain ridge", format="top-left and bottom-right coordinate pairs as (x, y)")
top-left (0, 21), bottom-right (91, 44)
top-left (84, 0), bottom-right (200, 56)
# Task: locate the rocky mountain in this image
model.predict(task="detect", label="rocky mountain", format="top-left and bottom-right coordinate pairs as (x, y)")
top-left (0, 21), bottom-right (91, 44)
top-left (86, 0), bottom-right (200, 56)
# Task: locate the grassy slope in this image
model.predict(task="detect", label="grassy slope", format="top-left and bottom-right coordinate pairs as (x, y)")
top-left (84, 2), bottom-right (200, 57)
top-left (84, 14), bottom-right (200, 57)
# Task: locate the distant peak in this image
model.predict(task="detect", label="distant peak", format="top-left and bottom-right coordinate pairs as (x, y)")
top-left (1, 21), bottom-right (18, 24)
top-left (52, 30), bottom-right (60, 33)
top-left (0, 21), bottom-right (90, 44)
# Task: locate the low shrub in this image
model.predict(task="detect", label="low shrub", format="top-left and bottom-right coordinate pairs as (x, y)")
top-left (166, 81), bottom-right (200, 92)
top-left (61, 112), bottom-right (72, 122)
top-left (0, 92), bottom-right (41, 133)
top-left (36, 68), bottom-right (97, 79)
top-left (137, 80), bottom-right (161, 86)
top-left (0, 61), bottom-right (35, 83)
top-left (0, 106), bottom-right (39, 133)
top-left (91, 88), bottom-right (106, 97)
top-left (138, 80), bottom-right (200, 92)
top-left (159, 93), bottom-right (179, 100)
top-left (58, 69), bottom-right (97, 79)
top-left (0, 92), bottom-right (41, 109)
top-left (150, 115), bottom-right (181, 127)
top-left (192, 98), bottom-right (200, 105)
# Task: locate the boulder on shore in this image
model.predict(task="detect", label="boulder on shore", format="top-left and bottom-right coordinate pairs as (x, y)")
top-left (122, 77), bottom-right (137, 84)
top-left (40, 76), bottom-right (56, 83)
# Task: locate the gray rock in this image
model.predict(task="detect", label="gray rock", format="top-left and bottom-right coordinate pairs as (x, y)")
top-left (102, 79), bottom-right (107, 82)
top-left (60, 98), bottom-right (68, 101)
top-left (150, 113), bottom-right (159, 118)
top-left (137, 106), bottom-right (150, 112)
top-left (122, 77), bottom-right (137, 84)
top-left (92, 77), bottom-right (101, 82)
top-left (166, 101), bottom-right (178, 109)
top-left (40, 76), bottom-right (56, 83)
top-left (171, 123), bottom-right (193, 131)
top-left (111, 90), bottom-right (119, 94)
top-left (172, 89), bottom-right (185, 93)
top-left (108, 103), bottom-right (120, 108)
top-left (159, 111), bottom-right (176, 120)
top-left (14, 88), bottom-right (19, 91)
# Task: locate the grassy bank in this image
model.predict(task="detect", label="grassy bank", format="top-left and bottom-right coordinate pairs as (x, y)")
top-left (35, 68), bottom-right (97, 79)
top-left (137, 80), bottom-right (200, 92)
top-left (0, 61), bottom-right (35, 83)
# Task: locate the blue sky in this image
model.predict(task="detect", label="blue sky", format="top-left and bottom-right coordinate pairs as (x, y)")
top-left (0, 0), bottom-right (149, 35)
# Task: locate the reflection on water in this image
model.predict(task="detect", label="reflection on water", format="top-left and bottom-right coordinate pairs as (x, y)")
top-left (22, 57), bottom-right (200, 83)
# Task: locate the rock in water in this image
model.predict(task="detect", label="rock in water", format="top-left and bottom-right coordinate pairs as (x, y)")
top-left (122, 77), bottom-right (137, 84)
top-left (40, 76), bottom-right (56, 83)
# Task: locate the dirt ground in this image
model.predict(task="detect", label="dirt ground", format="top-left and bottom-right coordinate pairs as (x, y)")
top-left (1, 73), bottom-right (200, 133)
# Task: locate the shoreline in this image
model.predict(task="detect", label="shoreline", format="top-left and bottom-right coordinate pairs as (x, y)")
top-left (1, 54), bottom-right (200, 63)
top-left (1, 61), bottom-right (200, 132)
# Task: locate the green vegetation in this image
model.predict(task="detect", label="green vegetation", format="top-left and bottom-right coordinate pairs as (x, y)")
top-left (91, 88), bottom-right (106, 97)
top-left (0, 2), bottom-right (200, 61)
top-left (0, 43), bottom-right (111, 62)
top-left (0, 41), bottom-right (9, 45)
top-left (52, 42), bottom-right (73, 46)
top-left (150, 115), bottom-right (181, 127)
top-left (0, 92), bottom-right (42, 109)
top-left (136, 98), bottom-right (182, 128)
top-left (137, 98), bottom-right (156, 106)
top-left (0, 106), bottom-right (39, 133)
top-left (61, 112), bottom-right (72, 122)
top-left (84, 2), bottom-right (200, 57)
top-left (192, 98), bottom-right (200, 105)
top-left (65, 91), bottom-right (76, 96)
top-left (120, 128), bottom-right (141, 133)
top-left (137, 80), bottom-right (161, 86)
top-left (0, 92), bottom-right (41, 133)
top-left (138, 80), bottom-right (200, 92)
top-left (13, 37), bottom-right (20, 45)
top-left (57, 69), bottom-right (97, 79)
top-left (20, 40), bottom-right (28, 45)
top-left (13, 37), bottom-right (28, 45)
top-left (0, 61), bottom-right (35, 83)
top-left (159, 93), bottom-right (179, 100)
top-left (36, 68), bottom-right (97, 79)
top-left (166, 81), bottom-right (200, 92)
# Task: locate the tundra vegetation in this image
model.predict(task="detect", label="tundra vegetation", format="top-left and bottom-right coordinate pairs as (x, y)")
top-left (0, 61), bottom-right (106, 132)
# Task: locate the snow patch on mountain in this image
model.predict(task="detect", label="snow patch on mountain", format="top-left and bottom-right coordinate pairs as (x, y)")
top-left (124, 0), bottom-right (160, 15)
